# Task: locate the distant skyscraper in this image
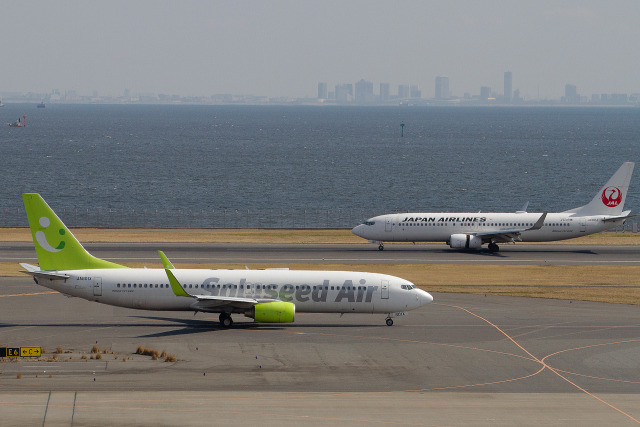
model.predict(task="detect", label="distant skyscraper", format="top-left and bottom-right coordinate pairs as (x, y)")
top-left (355, 79), bottom-right (374, 104)
top-left (380, 83), bottom-right (390, 102)
top-left (565, 84), bottom-right (579, 103)
top-left (504, 71), bottom-right (512, 104)
top-left (318, 82), bottom-right (327, 99)
top-left (335, 84), bottom-right (353, 103)
top-left (410, 85), bottom-right (421, 99)
top-left (398, 84), bottom-right (410, 99)
top-left (480, 86), bottom-right (491, 101)
top-left (435, 76), bottom-right (449, 99)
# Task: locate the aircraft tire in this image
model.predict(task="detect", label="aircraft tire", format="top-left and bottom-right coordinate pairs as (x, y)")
top-left (219, 313), bottom-right (233, 328)
top-left (488, 243), bottom-right (499, 252)
top-left (378, 244), bottom-right (384, 251)
top-left (386, 318), bottom-right (394, 326)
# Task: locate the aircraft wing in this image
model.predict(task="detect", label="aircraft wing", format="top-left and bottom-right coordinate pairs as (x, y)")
top-left (160, 252), bottom-right (278, 312)
top-left (19, 263), bottom-right (70, 281)
top-left (474, 212), bottom-right (547, 243)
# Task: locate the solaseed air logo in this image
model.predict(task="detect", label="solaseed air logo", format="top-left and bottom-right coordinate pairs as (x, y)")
top-left (35, 216), bottom-right (66, 252)
top-left (601, 186), bottom-right (622, 207)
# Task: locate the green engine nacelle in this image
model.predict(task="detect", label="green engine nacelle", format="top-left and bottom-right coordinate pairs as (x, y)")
top-left (248, 301), bottom-right (296, 323)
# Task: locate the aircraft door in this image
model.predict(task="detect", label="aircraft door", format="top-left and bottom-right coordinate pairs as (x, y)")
top-left (93, 277), bottom-right (102, 296)
top-left (385, 218), bottom-right (393, 232)
top-left (381, 280), bottom-right (389, 299)
top-left (579, 219), bottom-right (587, 233)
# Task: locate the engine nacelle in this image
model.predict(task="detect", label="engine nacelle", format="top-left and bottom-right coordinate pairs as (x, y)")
top-left (246, 301), bottom-right (295, 323)
top-left (448, 234), bottom-right (483, 249)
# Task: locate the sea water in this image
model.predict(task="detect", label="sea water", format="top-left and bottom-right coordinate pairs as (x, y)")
top-left (1, 104), bottom-right (638, 227)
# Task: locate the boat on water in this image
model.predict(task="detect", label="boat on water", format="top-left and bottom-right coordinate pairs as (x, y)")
top-left (0, 98), bottom-right (4, 107)
top-left (37, 101), bottom-right (45, 108)
top-left (7, 115), bottom-right (26, 127)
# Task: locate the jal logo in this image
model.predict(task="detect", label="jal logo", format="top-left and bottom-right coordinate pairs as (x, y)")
top-left (601, 186), bottom-right (622, 207)
top-left (35, 216), bottom-right (66, 253)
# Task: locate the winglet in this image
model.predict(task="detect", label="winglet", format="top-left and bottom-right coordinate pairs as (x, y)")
top-left (517, 201), bottom-right (529, 213)
top-left (528, 212), bottom-right (547, 231)
top-left (158, 251), bottom-right (174, 269)
top-left (159, 251), bottom-right (192, 298)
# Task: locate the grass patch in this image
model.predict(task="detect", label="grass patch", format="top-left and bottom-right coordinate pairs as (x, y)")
top-left (136, 346), bottom-right (176, 362)
top-left (3, 227), bottom-right (639, 245)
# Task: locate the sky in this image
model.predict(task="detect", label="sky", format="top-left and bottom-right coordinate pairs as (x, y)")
top-left (2, 1), bottom-right (639, 100)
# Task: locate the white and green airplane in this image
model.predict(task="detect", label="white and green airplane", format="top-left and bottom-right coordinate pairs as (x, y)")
top-left (20, 194), bottom-right (433, 327)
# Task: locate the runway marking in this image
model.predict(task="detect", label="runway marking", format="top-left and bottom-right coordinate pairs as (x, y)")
top-left (542, 340), bottom-right (640, 384)
top-left (0, 291), bottom-right (57, 298)
top-left (0, 399), bottom-right (446, 427)
top-left (440, 302), bottom-right (640, 424)
top-left (7, 256), bottom-right (640, 265)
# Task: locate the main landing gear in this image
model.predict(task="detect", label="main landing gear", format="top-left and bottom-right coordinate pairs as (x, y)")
top-left (219, 312), bottom-right (233, 328)
top-left (488, 242), bottom-right (500, 252)
top-left (378, 243), bottom-right (384, 251)
top-left (385, 317), bottom-right (394, 326)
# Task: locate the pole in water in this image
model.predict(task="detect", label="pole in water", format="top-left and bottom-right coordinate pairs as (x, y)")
top-left (400, 122), bottom-right (404, 137)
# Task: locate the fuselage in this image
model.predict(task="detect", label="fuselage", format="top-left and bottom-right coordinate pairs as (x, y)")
top-left (352, 212), bottom-right (627, 244)
top-left (36, 268), bottom-right (433, 315)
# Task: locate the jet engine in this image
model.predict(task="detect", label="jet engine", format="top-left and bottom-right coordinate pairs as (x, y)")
top-left (448, 234), bottom-right (483, 249)
top-left (245, 301), bottom-right (296, 323)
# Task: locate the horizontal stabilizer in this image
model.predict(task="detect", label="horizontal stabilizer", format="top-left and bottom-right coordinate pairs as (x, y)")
top-left (20, 267), bottom-right (70, 281)
top-left (602, 210), bottom-right (635, 222)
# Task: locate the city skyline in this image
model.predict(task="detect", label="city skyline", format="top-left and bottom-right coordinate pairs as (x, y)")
top-left (2, 1), bottom-right (639, 100)
top-left (4, 69), bottom-right (638, 106)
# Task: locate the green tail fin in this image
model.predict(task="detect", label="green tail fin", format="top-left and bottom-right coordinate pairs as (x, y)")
top-left (22, 193), bottom-right (127, 271)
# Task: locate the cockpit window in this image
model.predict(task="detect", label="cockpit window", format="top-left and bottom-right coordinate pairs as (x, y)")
top-left (401, 284), bottom-right (417, 290)
top-left (363, 221), bottom-right (375, 226)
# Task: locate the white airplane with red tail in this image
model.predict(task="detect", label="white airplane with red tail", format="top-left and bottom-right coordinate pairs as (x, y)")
top-left (352, 162), bottom-right (634, 252)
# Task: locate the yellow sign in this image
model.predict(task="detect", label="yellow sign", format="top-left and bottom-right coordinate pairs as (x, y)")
top-left (0, 347), bottom-right (41, 357)
top-left (20, 347), bottom-right (41, 357)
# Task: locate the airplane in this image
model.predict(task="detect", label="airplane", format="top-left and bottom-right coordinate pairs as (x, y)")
top-left (352, 162), bottom-right (634, 252)
top-left (20, 193), bottom-right (433, 327)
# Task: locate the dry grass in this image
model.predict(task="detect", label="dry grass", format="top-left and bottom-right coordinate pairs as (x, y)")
top-left (0, 227), bottom-right (359, 244)
top-left (136, 346), bottom-right (176, 362)
top-left (4, 227), bottom-right (640, 245)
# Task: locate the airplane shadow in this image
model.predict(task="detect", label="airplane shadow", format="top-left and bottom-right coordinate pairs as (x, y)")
top-left (133, 315), bottom-right (384, 338)
top-left (353, 247), bottom-right (599, 256)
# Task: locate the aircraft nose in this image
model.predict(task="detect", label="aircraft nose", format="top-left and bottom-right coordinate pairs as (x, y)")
top-left (419, 289), bottom-right (434, 305)
top-left (352, 224), bottom-right (366, 238)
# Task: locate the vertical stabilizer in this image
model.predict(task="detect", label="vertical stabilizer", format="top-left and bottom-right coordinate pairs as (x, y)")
top-left (22, 193), bottom-right (127, 271)
top-left (565, 162), bottom-right (634, 216)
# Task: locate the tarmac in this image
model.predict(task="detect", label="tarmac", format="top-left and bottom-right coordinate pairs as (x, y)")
top-left (1, 273), bottom-right (639, 426)
top-left (3, 241), bottom-right (640, 265)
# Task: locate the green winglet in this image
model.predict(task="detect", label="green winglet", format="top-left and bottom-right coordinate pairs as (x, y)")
top-left (22, 193), bottom-right (127, 271)
top-left (158, 251), bottom-right (175, 269)
top-left (165, 268), bottom-right (192, 298)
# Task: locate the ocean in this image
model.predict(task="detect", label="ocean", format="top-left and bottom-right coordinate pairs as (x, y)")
top-left (1, 104), bottom-right (639, 228)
